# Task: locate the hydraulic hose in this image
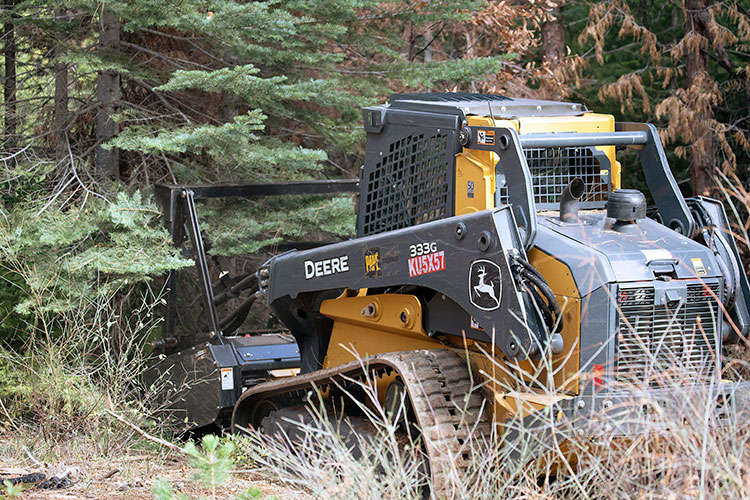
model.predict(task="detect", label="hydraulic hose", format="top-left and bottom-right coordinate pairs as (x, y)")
top-left (519, 279), bottom-right (554, 329)
top-left (219, 284), bottom-right (260, 335)
top-left (689, 200), bottom-right (740, 307)
top-left (214, 273), bottom-right (258, 306)
top-left (512, 256), bottom-right (563, 333)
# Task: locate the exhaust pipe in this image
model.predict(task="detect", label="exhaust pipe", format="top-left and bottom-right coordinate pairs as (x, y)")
top-left (560, 178), bottom-right (586, 222)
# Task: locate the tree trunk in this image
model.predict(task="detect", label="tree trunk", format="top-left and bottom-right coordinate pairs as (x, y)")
top-left (403, 21), bottom-right (414, 61)
top-left (96, 11), bottom-right (121, 178)
top-left (423, 29), bottom-right (432, 62)
top-left (3, 0), bottom-right (16, 146)
top-left (541, 5), bottom-right (565, 64)
top-left (52, 8), bottom-right (68, 161)
top-left (220, 51), bottom-right (238, 123)
top-left (684, 0), bottom-right (713, 196)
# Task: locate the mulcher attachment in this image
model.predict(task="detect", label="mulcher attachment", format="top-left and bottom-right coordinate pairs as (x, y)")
top-left (145, 334), bottom-right (299, 431)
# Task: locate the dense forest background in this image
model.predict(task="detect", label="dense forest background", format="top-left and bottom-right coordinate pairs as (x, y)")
top-left (1, 0), bottom-right (750, 398)
top-left (3, 2), bottom-right (750, 496)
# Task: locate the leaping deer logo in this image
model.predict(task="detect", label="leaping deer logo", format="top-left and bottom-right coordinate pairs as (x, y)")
top-left (469, 260), bottom-right (502, 310)
top-left (473, 266), bottom-right (498, 304)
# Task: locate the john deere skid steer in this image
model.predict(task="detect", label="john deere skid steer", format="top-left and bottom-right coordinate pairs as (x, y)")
top-left (150, 93), bottom-right (750, 497)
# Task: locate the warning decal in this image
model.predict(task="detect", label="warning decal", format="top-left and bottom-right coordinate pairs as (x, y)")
top-left (477, 129), bottom-right (495, 145)
top-left (220, 367), bottom-right (234, 391)
top-left (691, 257), bottom-right (707, 276)
top-left (470, 316), bottom-right (484, 331)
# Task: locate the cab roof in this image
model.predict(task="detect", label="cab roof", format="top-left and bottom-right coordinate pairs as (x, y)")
top-left (389, 92), bottom-right (588, 119)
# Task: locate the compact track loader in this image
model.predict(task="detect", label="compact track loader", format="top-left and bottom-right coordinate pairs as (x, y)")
top-left (149, 93), bottom-right (750, 497)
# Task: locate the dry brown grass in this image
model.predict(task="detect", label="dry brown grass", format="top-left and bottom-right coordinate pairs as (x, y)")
top-left (0, 438), bottom-right (306, 500)
top-left (237, 346), bottom-right (750, 500)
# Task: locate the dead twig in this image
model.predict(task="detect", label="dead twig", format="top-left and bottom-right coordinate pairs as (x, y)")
top-left (0, 397), bottom-right (21, 433)
top-left (23, 447), bottom-right (44, 468)
top-left (100, 467), bottom-right (122, 480)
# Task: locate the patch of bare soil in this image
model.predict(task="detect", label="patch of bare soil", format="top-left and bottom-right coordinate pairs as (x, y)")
top-left (0, 446), bottom-right (309, 500)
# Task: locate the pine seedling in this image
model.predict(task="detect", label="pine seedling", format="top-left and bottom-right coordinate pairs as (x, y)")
top-left (153, 435), bottom-right (276, 500)
top-left (152, 478), bottom-right (190, 500)
top-left (184, 435), bottom-right (233, 497)
top-left (0, 480), bottom-right (25, 500)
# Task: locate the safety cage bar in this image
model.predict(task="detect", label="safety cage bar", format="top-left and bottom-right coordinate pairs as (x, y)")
top-left (461, 122), bottom-right (694, 249)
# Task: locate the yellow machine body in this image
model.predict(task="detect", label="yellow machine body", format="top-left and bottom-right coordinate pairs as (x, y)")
top-left (321, 291), bottom-right (444, 369)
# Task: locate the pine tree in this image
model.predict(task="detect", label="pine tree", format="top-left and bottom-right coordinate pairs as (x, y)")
top-left (0, 0), bottom-right (533, 334)
top-left (574, 0), bottom-right (750, 195)
top-left (2, 0), bottom-right (16, 147)
top-left (103, 0), bottom-right (511, 182)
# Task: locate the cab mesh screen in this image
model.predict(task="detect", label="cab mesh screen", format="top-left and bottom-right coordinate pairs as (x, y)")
top-left (361, 133), bottom-right (450, 236)
top-left (499, 146), bottom-right (610, 210)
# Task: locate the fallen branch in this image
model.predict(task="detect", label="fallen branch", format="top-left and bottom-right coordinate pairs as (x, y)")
top-left (103, 409), bottom-right (184, 455)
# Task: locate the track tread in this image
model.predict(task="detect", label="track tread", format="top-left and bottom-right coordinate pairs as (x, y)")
top-left (232, 349), bottom-right (491, 499)
top-left (389, 351), bottom-right (491, 497)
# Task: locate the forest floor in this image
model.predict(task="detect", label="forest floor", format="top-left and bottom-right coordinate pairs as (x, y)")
top-left (0, 438), bottom-right (309, 500)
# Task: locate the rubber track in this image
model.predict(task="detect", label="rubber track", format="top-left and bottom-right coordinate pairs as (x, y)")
top-left (232, 349), bottom-right (492, 499)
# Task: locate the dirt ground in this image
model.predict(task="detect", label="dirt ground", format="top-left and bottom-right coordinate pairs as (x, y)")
top-left (0, 446), bottom-right (310, 500)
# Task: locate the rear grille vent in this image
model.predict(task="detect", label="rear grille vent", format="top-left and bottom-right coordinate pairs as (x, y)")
top-left (498, 146), bottom-right (610, 210)
top-left (361, 133), bottom-right (450, 236)
top-left (615, 282), bottom-right (720, 385)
